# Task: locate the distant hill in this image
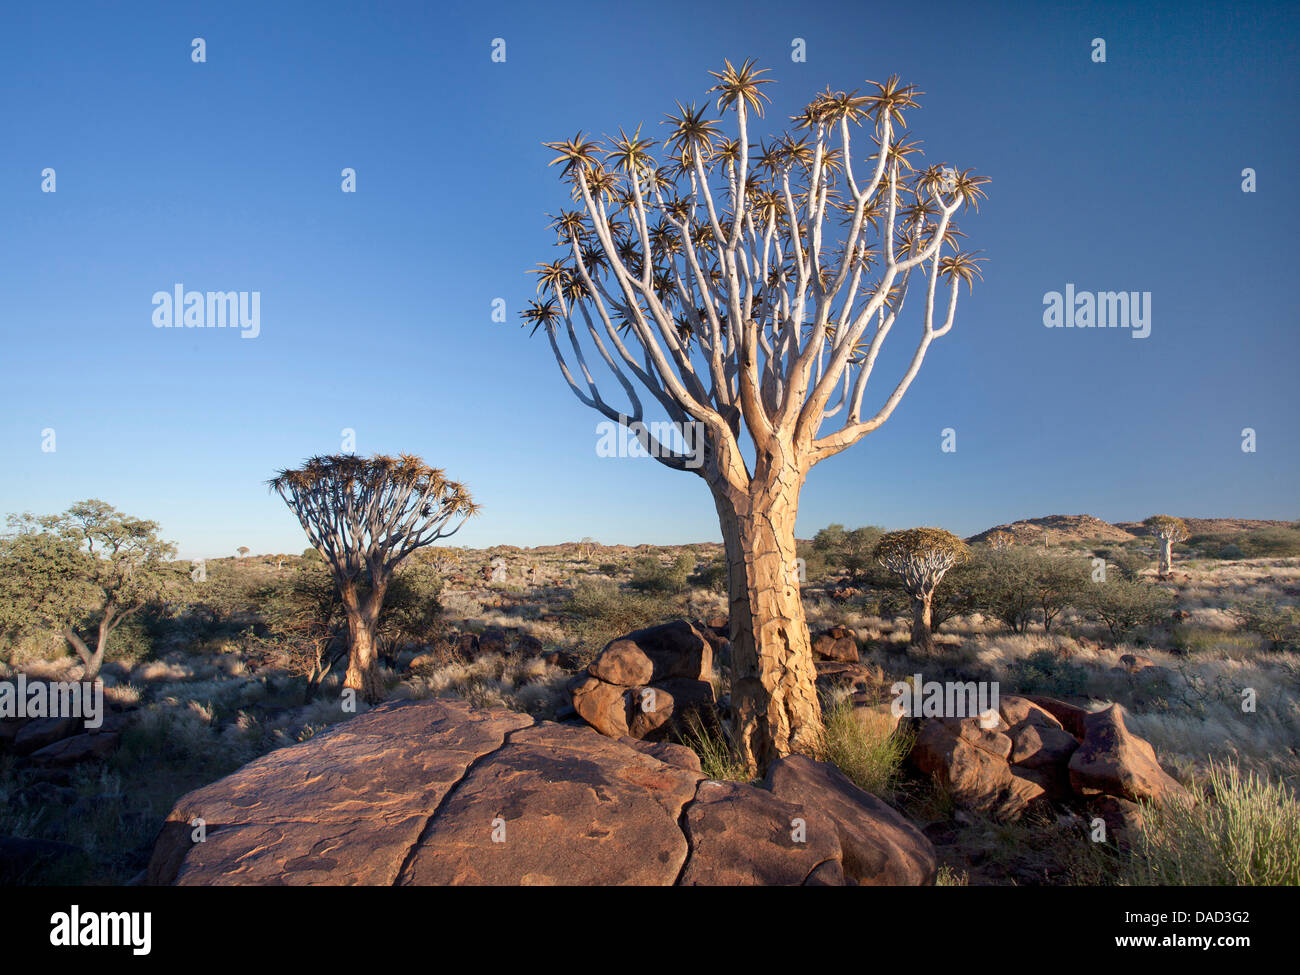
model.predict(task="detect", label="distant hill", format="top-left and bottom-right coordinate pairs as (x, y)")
top-left (967, 514), bottom-right (1135, 547)
top-left (1113, 517), bottom-right (1296, 537)
top-left (969, 514), bottom-right (1296, 547)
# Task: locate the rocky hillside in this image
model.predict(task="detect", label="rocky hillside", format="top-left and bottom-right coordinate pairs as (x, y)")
top-left (967, 515), bottom-right (1135, 546)
top-left (1113, 517), bottom-right (1295, 537)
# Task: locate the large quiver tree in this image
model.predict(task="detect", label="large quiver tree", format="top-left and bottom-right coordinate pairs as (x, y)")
top-left (270, 454), bottom-right (477, 702)
top-left (521, 59), bottom-right (987, 771)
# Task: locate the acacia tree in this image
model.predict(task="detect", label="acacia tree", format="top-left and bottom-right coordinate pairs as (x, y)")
top-left (520, 59), bottom-right (986, 769)
top-left (1144, 515), bottom-right (1187, 578)
top-left (0, 500), bottom-right (179, 680)
top-left (874, 528), bottom-right (970, 652)
top-left (270, 454), bottom-right (477, 701)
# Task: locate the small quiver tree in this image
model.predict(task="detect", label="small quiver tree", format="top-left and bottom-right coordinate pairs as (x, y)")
top-left (874, 527), bottom-right (970, 652)
top-left (1143, 515), bottom-right (1187, 579)
top-left (270, 454), bottom-right (478, 703)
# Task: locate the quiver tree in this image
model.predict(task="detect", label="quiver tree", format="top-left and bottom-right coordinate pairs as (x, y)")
top-left (270, 454), bottom-right (477, 702)
top-left (520, 59), bottom-right (987, 771)
top-left (986, 529), bottom-right (1012, 551)
top-left (1144, 515), bottom-right (1187, 578)
top-left (874, 528), bottom-right (970, 652)
top-left (0, 500), bottom-right (179, 680)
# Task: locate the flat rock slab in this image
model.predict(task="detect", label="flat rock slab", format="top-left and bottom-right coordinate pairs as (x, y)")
top-left (149, 699), bottom-right (531, 885)
top-left (679, 780), bottom-right (842, 886)
top-left (399, 723), bottom-right (701, 885)
top-left (148, 698), bottom-right (935, 887)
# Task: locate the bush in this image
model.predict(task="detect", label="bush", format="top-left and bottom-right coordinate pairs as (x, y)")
top-left (1007, 648), bottom-right (1089, 697)
top-left (678, 711), bottom-right (751, 782)
top-left (815, 694), bottom-right (913, 797)
top-left (1093, 545), bottom-right (1151, 581)
top-left (811, 524), bottom-right (884, 579)
top-left (629, 553), bottom-right (696, 594)
top-left (689, 555), bottom-right (728, 594)
top-left (1238, 527), bottom-right (1300, 558)
top-left (563, 579), bottom-right (670, 658)
top-left (1079, 578), bottom-right (1176, 638)
top-left (1126, 761), bottom-right (1300, 886)
top-left (1229, 600), bottom-right (1300, 652)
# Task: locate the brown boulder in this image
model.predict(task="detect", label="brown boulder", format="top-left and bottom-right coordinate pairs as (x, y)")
top-left (679, 780), bottom-right (843, 886)
top-left (1019, 694), bottom-right (1089, 740)
top-left (812, 626), bottom-right (860, 662)
top-left (1067, 704), bottom-right (1188, 803)
top-left (29, 732), bottom-right (119, 767)
top-left (619, 737), bottom-right (703, 774)
top-left (764, 755), bottom-right (935, 885)
top-left (1090, 794), bottom-right (1145, 851)
top-left (589, 620), bottom-right (712, 686)
top-left (12, 716), bottom-right (81, 756)
top-left (909, 718), bottom-right (1032, 821)
top-left (400, 722), bottom-right (701, 885)
top-left (1008, 722), bottom-right (1079, 770)
top-left (569, 675), bottom-right (631, 738)
top-left (999, 695), bottom-right (1065, 733)
top-left (148, 699), bottom-right (532, 885)
top-left (626, 678), bottom-right (715, 741)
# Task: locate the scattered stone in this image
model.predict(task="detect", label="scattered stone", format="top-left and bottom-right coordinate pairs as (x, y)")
top-left (12, 716), bottom-right (81, 757)
top-left (541, 649), bottom-right (580, 670)
top-left (478, 626), bottom-right (509, 655)
top-left (1118, 653), bottom-right (1155, 674)
top-left (29, 732), bottom-right (120, 767)
top-left (515, 633), bottom-right (544, 655)
top-left (812, 626), bottom-right (860, 662)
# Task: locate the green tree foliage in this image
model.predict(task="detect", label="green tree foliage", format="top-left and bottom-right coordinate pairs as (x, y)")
top-left (629, 553), bottom-right (697, 594)
top-left (1079, 577), bottom-right (1177, 638)
top-left (0, 500), bottom-right (180, 678)
top-left (812, 524), bottom-right (885, 579)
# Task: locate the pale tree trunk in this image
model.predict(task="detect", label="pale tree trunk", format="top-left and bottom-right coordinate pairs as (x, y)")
top-left (1157, 537), bottom-right (1173, 577)
top-left (712, 465), bottom-right (821, 774)
top-left (341, 581), bottom-right (387, 703)
top-left (909, 591), bottom-right (934, 653)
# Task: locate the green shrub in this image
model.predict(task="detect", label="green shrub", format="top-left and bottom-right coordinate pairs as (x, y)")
top-left (1079, 578), bottom-right (1176, 638)
top-left (679, 711), bottom-right (751, 782)
top-left (563, 579), bottom-right (671, 658)
top-left (689, 555), bottom-right (728, 594)
top-left (1126, 761), bottom-right (1300, 886)
top-left (815, 694), bottom-right (913, 797)
top-left (1007, 648), bottom-right (1089, 697)
top-left (1229, 600), bottom-right (1300, 652)
top-left (628, 553), bottom-right (696, 594)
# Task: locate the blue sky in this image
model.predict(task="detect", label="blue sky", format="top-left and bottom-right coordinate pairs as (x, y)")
top-left (1, 0), bottom-right (1296, 559)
